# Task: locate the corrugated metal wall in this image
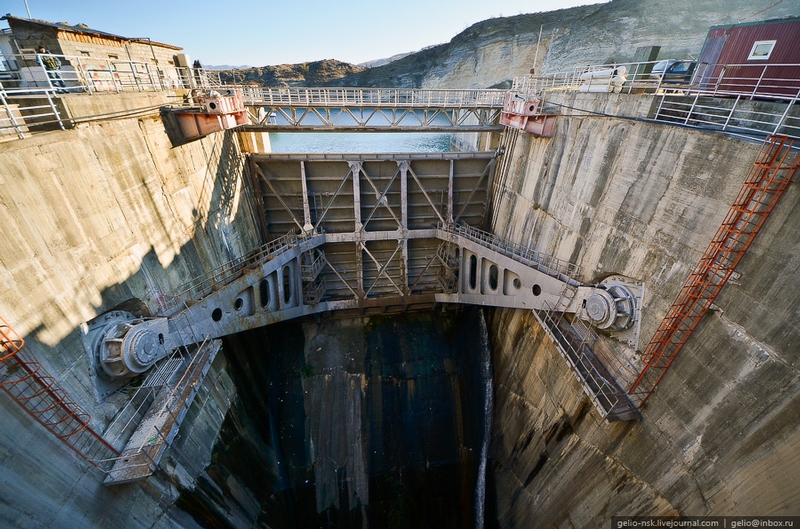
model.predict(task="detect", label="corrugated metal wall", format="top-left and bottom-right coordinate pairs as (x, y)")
top-left (703, 18), bottom-right (800, 96)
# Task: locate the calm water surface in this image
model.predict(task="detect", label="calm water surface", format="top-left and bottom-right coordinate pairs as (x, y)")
top-left (268, 132), bottom-right (452, 153)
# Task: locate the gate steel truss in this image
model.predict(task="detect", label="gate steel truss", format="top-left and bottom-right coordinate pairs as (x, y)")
top-left (628, 135), bottom-right (800, 407)
top-left (246, 106), bottom-right (504, 132)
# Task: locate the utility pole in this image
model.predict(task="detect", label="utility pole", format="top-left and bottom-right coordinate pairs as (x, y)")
top-left (532, 25), bottom-right (544, 74)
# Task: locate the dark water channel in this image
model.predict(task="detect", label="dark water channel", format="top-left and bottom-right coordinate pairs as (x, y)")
top-left (179, 308), bottom-right (498, 529)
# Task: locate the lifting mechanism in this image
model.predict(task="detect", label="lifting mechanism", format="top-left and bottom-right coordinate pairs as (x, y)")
top-left (84, 135), bottom-right (798, 424)
top-left (84, 151), bottom-right (646, 424)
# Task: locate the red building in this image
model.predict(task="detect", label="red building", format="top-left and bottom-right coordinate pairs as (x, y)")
top-left (696, 16), bottom-right (800, 98)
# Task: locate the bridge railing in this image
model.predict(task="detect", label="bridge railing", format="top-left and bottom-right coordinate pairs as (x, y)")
top-left (239, 86), bottom-right (507, 108)
top-left (164, 232), bottom-right (301, 311)
top-left (439, 222), bottom-right (582, 284)
top-left (513, 60), bottom-right (800, 101)
top-left (533, 305), bottom-right (621, 419)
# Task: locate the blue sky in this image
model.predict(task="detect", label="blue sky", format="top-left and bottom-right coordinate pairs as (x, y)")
top-left (1, 0), bottom-right (608, 66)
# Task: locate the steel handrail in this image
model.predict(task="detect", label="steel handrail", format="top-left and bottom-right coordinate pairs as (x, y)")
top-left (240, 87), bottom-right (507, 108)
top-left (438, 222), bottom-right (582, 283)
top-left (165, 231), bottom-right (300, 309)
top-left (0, 51), bottom-right (205, 94)
top-left (534, 306), bottom-right (620, 417)
top-left (512, 60), bottom-right (800, 102)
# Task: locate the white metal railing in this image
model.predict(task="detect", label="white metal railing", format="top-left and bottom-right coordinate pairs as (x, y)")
top-left (533, 304), bottom-right (622, 419)
top-left (513, 60), bottom-right (800, 102)
top-left (97, 337), bottom-right (219, 481)
top-left (237, 86), bottom-right (507, 108)
top-left (0, 51), bottom-right (217, 139)
top-left (512, 59), bottom-right (800, 141)
top-left (3, 51), bottom-right (799, 143)
top-left (0, 86), bottom-right (65, 138)
top-left (438, 222), bottom-right (582, 284)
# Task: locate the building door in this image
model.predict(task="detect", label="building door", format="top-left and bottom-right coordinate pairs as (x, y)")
top-left (696, 35), bottom-right (727, 89)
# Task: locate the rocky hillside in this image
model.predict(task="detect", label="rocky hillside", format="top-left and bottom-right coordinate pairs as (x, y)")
top-left (332, 0), bottom-right (799, 89)
top-left (226, 0), bottom-right (797, 89)
top-left (215, 59), bottom-right (364, 86)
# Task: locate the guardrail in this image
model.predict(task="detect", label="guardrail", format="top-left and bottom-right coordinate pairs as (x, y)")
top-left (513, 60), bottom-right (800, 102)
top-left (4, 52), bottom-right (799, 142)
top-left (654, 92), bottom-right (800, 141)
top-left (533, 305), bottom-right (622, 420)
top-left (99, 337), bottom-right (221, 484)
top-left (0, 51), bottom-right (213, 94)
top-left (439, 222), bottom-right (582, 284)
top-left (0, 51), bottom-right (221, 140)
top-left (237, 86), bottom-right (508, 108)
top-left (164, 231), bottom-right (301, 311)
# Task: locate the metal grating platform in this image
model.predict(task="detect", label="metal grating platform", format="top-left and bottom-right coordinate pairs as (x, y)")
top-left (104, 339), bottom-right (221, 485)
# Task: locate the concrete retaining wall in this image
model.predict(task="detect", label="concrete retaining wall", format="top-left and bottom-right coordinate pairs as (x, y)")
top-left (487, 91), bottom-right (800, 524)
top-left (0, 94), bottom-right (258, 528)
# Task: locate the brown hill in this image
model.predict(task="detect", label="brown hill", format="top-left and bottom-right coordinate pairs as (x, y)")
top-left (215, 59), bottom-right (365, 87)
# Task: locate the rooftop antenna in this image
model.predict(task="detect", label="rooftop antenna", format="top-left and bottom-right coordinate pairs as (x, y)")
top-left (23, 0), bottom-right (31, 18)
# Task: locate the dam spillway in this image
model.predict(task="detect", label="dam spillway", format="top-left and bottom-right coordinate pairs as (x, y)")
top-left (0, 82), bottom-right (799, 529)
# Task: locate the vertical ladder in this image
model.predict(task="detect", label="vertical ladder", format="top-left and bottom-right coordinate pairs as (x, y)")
top-left (628, 135), bottom-right (800, 407)
top-left (0, 316), bottom-right (119, 470)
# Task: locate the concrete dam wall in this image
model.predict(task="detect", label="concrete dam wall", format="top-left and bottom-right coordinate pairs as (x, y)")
top-left (0, 89), bottom-right (798, 528)
top-left (486, 92), bottom-right (800, 525)
top-left (0, 93), bottom-right (258, 528)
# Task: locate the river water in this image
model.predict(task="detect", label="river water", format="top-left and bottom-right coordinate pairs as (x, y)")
top-left (269, 131), bottom-right (452, 153)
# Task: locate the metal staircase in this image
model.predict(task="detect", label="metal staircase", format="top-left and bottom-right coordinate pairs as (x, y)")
top-left (102, 338), bottom-right (221, 485)
top-left (534, 286), bottom-right (641, 422)
top-left (0, 316), bottom-right (118, 470)
top-left (628, 135), bottom-right (800, 407)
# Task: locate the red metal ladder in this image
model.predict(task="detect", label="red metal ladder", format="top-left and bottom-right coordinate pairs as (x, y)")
top-left (0, 315), bottom-right (119, 470)
top-left (628, 135), bottom-right (800, 407)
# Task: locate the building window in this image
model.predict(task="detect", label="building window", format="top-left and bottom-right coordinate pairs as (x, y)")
top-left (80, 51), bottom-right (91, 57)
top-left (108, 53), bottom-right (119, 60)
top-left (748, 40), bottom-right (776, 60)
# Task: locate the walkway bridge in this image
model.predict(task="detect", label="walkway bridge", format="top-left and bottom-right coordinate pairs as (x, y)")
top-left (237, 87), bottom-right (507, 132)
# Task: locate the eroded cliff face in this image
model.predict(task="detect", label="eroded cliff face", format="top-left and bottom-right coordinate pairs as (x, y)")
top-left (486, 92), bottom-right (800, 525)
top-left (328, 0), bottom-right (799, 89)
top-left (180, 309), bottom-right (494, 528)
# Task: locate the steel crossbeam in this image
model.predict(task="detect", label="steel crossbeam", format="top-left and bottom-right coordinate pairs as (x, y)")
top-left (245, 106), bottom-right (504, 132)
